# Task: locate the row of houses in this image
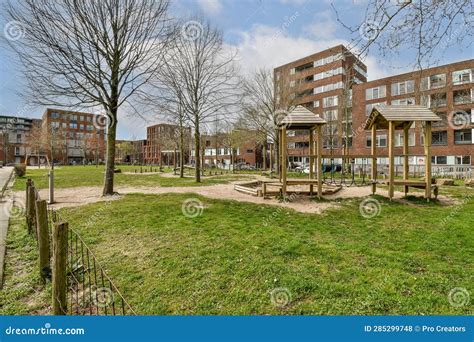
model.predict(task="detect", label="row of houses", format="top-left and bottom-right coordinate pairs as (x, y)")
top-left (0, 109), bottom-right (262, 168)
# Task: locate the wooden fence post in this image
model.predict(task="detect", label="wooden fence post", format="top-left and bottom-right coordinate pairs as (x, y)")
top-left (36, 199), bottom-right (51, 281)
top-left (52, 221), bottom-right (68, 315)
top-left (25, 179), bottom-right (32, 229)
top-left (27, 185), bottom-right (36, 236)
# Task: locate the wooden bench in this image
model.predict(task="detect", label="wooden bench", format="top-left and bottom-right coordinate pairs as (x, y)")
top-left (376, 179), bottom-right (438, 199)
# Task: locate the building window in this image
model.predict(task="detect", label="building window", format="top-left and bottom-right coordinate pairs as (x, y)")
top-left (431, 156), bottom-right (447, 165)
top-left (453, 89), bottom-right (472, 105)
top-left (454, 129), bottom-right (472, 144)
top-left (366, 85), bottom-right (386, 100)
top-left (391, 80), bottom-right (414, 96)
top-left (432, 131), bottom-right (448, 145)
top-left (323, 95), bottom-right (338, 108)
top-left (14, 147), bottom-right (21, 156)
top-left (391, 97), bottom-right (415, 105)
top-left (452, 69), bottom-right (472, 85)
top-left (290, 80), bottom-right (295, 87)
top-left (51, 112), bottom-right (60, 119)
top-left (70, 122), bottom-right (77, 129)
top-left (290, 68), bottom-right (295, 75)
top-left (323, 109), bottom-right (337, 121)
top-left (62, 123), bottom-right (67, 128)
top-left (313, 100), bottom-right (320, 108)
top-left (430, 93), bottom-right (447, 108)
top-left (394, 133), bottom-right (416, 147)
top-left (366, 135), bottom-right (387, 147)
top-left (455, 156), bottom-right (471, 165)
top-left (421, 73), bottom-right (446, 90)
top-left (79, 115), bottom-right (84, 121)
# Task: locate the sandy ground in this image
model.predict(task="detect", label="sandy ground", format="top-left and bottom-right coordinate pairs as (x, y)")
top-left (13, 174), bottom-right (456, 214)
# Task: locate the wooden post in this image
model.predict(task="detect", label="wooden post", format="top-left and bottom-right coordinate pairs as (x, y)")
top-left (309, 128), bottom-right (314, 195)
top-left (25, 179), bottom-right (32, 229)
top-left (403, 123), bottom-right (410, 196)
top-left (27, 185), bottom-right (36, 236)
top-left (52, 221), bottom-right (68, 315)
top-left (424, 121), bottom-right (432, 201)
top-left (36, 200), bottom-right (51, 281)
top-left (281, 127), bottom-right (287, 197)
top-left (278, 130), bottom-right (282, 182)
top-left (388, 121), bottom-right (395, 200)
top-left (316, 125), bottom-right (323, 199)
top-left (371, 123), bottom-right (377, 194)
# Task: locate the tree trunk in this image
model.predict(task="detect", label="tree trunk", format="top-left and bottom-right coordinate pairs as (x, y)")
top-left (102, 108), bottom-right (117, 196)
top-left (262, 142), bottom-right (267, 171)
top-left (194, 118), bottom-right (201, 182)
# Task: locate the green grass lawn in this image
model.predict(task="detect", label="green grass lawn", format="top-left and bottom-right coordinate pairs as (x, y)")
top-left (0, 216), bottom-right (51, 315)
top-left (54, 188), bottom-right (473, 315)
top-left (12, 165), bottom-right (249, 191)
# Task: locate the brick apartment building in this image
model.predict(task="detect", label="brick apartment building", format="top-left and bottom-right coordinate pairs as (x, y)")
top-left (274, 44), bottom-right (368, 166)
top-left (0, 115), bottom-right (43, 164)
top-left (352, 60), bottom-right (473, 167)
top-left (190, 130), bottom-right (263, 169)
top-left (115, 139), bottom-right (146, 164)
top-left (143, 123), bottom-right (192, 165)
top-left (42, 108), bottom-right (106, 164)
top-left (275, 45), bottom-right (473, 167)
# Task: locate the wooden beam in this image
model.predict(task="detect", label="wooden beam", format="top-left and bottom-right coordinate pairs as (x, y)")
top-left (316, 125), bottom-right (323, 199)
top-left (424, 121), bottom-right (432, 201)
top-left (281, 127), bottom-right (287, 197)
top-left (388, 121), bottom-right (395, 200)
top-left (278, 130), bottom-right (282, 182)
top-left (371, 123), bottom-right (377, 194)
top-left (403, 123), bottom-right (410, 196)
top-left (309, 128), bottom-right (314, 195)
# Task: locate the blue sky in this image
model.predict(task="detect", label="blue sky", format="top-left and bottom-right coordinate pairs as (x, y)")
top-left (0, 0), bottom-right (472, 139)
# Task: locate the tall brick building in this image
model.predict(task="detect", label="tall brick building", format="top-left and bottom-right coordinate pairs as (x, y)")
top-left (42, 108), bottom-right (106, 164)
top-left (143, 123), bottom-right (192, 165)
top-left (352, 60), bottom-right (473, 167)
top-left (274, 44), bottom-right (367, 166)
top-left (275, 45), bottom-right (473, 167)
top-left (0, 115), bottom-right (43, 164)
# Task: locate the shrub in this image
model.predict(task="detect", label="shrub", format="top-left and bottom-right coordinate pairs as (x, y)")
top-left (14, 164), bottom-right (26, 177)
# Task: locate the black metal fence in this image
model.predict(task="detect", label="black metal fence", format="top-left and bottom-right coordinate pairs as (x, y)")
top-left (24, 179), bottom-right (134, 315)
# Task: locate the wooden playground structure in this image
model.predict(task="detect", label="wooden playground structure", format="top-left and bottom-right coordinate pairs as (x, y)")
top-left (256, 104), bottom-right (441, 201)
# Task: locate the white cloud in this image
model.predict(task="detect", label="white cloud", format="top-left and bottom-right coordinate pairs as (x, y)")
top-left (197, 0), bottom-right (222, 15)
top-left (230, 24), bottom-right (345, 73)
top-left (303, 10), bottom-right (338, 40)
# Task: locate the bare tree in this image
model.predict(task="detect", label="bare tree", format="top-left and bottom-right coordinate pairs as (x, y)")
top-left (3, 0), bottom-right (172, 195)
top-left (333, 0), bottom-right (473, 68)
top-left (156, 18), bottom-right (240, 182)
top-left (240, 68), bottom-right (299, 173)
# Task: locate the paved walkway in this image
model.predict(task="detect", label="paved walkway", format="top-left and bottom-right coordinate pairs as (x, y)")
top-left (0, 166), bottom-right (14, 288)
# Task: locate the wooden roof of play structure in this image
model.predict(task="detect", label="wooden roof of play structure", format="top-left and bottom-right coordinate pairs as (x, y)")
top-left (364, 105), bottom-right (441, 130)
top-left (278, 105), bottom-right (326, 129)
